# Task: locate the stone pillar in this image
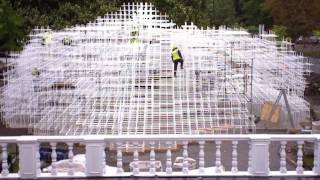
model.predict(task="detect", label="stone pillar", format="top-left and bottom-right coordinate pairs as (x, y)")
top-left (85, 139), bottom-right (105, 176)
top-left (249, 137), bottom-right (270, 176)
top-left (18, 138), bottom-right (39, 179)
top-left (314, 138), bottom-right (320, 175)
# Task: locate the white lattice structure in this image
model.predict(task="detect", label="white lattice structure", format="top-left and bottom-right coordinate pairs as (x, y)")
top-left (0, 3), bottom-right (310, 135)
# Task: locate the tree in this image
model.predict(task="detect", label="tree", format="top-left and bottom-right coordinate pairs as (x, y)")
top-left (9, 0), bottom-right (118, 30)
top-left (240, 0), bottom-right (272, 27)
top-left (0, 0), bottom-right (118, 54)
top-left (2, 0), bottom-right (319, 54)
top-left (272, 25), bottom-right (288, 40)
top-left (215, 0), bottom-right (237, 26)
top-left (152, 0), bottom-right (237, 28)
top-left (0, 1), bottom-right (24, 54)
top-left (264, 0), bottom-right (320, 38)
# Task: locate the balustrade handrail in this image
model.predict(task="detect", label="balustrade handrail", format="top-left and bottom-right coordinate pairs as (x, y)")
top-left (0, 134), bottom-right (320, 179)
top-left (1, 134), bottom-right (319, 142)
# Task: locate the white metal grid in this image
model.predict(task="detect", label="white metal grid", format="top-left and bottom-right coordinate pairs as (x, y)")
top-left (0, 3), bottom-right (310, 135)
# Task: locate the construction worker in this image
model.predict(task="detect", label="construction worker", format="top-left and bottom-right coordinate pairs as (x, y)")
top-left (63, 36), bottom-right (72, 46)
top-left (41, 31), bottom-right (52, 46)
top-left (130, 31), bottom-right (139, 44)
top-left (130, 37), bottom-right (138, 44)
top-left (171, 46), bottom-right (184, 77)
top-left (31, 67), bottom-right (40, 76)
top-left (31, 67), bottom-right (40, 92)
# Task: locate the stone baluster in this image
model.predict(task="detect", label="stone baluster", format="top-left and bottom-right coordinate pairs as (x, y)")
top-left (50, 142), bottom-right (57, 176)
top-left (314, 138), bottom-right (320, 175)
top-left (149, 141), bottom-right (156, 175)
top-left (116, 142), bottom-right (123, 174)
top-left (280, 141), bottom-right (287, 174)
top-left (231, 141), bottom-right (238, 173)
top-left (248, 141), bottom-right (252, 173)
top-left (133, 142), bottom-right (139, 175)
top-left (166, 141), bottom-right (172, 174)
top-left (36, 143), bottom-right (41, 175)
top-left (215, 141), bottom-right (222, 173)
top-left (182, 141), bottom-right (189, 174)
top-left (0, 143), bottom-right (9, 176)
top-left (102, 143), bottom-right (106, 175)
top-left (313, 140), bottom-right (318, 173)
top-left (199, 141), bottom-right (205, 174)
top-left (67, 142), bottom-right (74, 176)
top-left (296, 141), bottom-right (304, 174)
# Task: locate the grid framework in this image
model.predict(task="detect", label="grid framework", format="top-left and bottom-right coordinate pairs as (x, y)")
top-left (0, 2), bottom-right (310, 135)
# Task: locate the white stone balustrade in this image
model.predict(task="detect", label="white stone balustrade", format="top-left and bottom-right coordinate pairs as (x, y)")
top-left (0, 134), bottom-right (319, 178)
top-left (165, 141), bottom-right (172, 175)
top-left (50, 142), bottom-right (57, 176)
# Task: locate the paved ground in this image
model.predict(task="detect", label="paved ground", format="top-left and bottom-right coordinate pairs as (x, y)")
top-left (95, 178), bottom-right (317, 180)
top-left (309, 58), bottom-right (320, 73)
top-left (106, 178), bottom-right (317, 180)
top-left (105, 140), bottom-right (297, 172)
top-left (0, 122), bottom-right (29, 136)
top-left (306, 58), bottom-right (320, 121)
top-left (32, 176), bottom-right (318, 180)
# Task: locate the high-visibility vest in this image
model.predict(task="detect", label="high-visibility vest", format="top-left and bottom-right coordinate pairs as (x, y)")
top-left (42, 32), bottom-right (52, 45)
top-left (171, 49), bottom-right (182, 61)
top-left (130, 38), bottom-right (138, 44)
top-left (32, 68), bottom-right (40, 76)
top-left (63, 37), bottom-right (72, 45)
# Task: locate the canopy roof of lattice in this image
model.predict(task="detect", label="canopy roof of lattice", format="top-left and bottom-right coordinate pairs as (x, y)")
top-left (0, 3), bottom-right (310, 135)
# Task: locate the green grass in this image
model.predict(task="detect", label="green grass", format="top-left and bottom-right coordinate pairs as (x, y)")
top-left (10, 157), bottom-right (19, 173)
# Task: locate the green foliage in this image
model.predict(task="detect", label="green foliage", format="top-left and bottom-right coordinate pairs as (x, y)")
top-left (239, 0), bottom-right (272, 26)
top-left (246, 25), bottom-right (259, 35)
top-left (152, 0), bottom-right (207, 27)
top-left (9, 0), bottom-right (118, 30)
top-left (1, 0), bottom-right (319, 54)
top-left (313, 30), bottom-right (320, 38)
top-left (264, 0), bottom-right (320, 39)
top-left (151, 0), bottom-right (237, 27)
top-left (0, 1), bottom-right (24, 53)
top-left (212, 0), bottom-right (237, 26)
top-left (272, 25), bottom-right (288, 40)
top-left (0, 0), bottom-right (118, 54)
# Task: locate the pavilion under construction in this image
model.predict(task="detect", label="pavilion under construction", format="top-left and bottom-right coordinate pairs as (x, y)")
top-left (0, 3), bottom-right (311, 136)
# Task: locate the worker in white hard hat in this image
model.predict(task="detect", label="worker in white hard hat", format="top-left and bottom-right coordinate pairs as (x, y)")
top-left (171, 46), bottom-right (184, 77)
top-left (31, 67), bottom-right (40, 92)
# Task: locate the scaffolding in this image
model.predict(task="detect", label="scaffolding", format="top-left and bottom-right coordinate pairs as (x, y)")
top-left (0, 3), bottom-right (310, 135)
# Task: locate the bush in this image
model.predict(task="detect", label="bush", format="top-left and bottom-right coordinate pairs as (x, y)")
top-left (272, 25), bottom-right (288, 41)
top-left (313, 30), bottom-right (320, 38)
top-left (246, 25), bottom-right (259, 35)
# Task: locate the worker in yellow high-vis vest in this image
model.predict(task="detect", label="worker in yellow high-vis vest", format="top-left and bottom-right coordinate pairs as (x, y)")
top-left (63, 36), bottom-right (72, 46)
top-left (171, 46), bottom-right (184, 77)
top-left (42, 31), bottom-right (52, 46)
top-left (31, 67), bottom-right (40, 92)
